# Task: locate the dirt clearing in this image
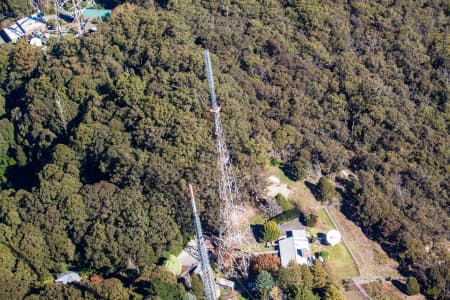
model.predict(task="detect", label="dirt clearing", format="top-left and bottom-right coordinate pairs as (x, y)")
top-left (266, 175), bottom-right (293, 198)
top-left (265, 167), bottom-right (320, 210)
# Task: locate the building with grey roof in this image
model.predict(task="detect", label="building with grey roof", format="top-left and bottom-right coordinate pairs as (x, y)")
top-left (278, 229), bottom-right (312, 267)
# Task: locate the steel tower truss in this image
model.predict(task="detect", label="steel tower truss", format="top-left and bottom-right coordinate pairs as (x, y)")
top-left (204, 50), bottom-right (252, 277)
top-left (189, 184), bottom-right (218, 300)
top-left (54, 0), bottom-right (95, 35)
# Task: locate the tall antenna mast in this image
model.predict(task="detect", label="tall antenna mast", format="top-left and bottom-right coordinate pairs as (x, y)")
top-left (204, 50), bottom-right (251, 277)
top-left (189, 184), bottom-right (218, 300)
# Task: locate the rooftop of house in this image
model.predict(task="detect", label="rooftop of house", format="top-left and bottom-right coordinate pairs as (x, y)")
top-left (55, 271), bottom-right (81, 284)
top-left (278, 229), bottom-right (312, 267)
top-left (2, 13), bottom-right (47, 42)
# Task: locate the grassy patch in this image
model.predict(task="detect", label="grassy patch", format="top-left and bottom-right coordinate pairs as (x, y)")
top-left (246, 238), bottom-right (276, 253)
top-left (372, 248), bottom-right (388, 265)
top-left (251, 212), bottom-right (266, 225)
top-left (317, 210), bottom-right (334, 230)
top-left (327, 244), bottom-right (359, 280)
top-left (266, 165), bottom-right (294, 185)
top-left (328, 207), bottom-right (400, 277)
top-left (308, 210), bottom-right (334, 237)
top-left (308, 211), bottom-right (359, 280)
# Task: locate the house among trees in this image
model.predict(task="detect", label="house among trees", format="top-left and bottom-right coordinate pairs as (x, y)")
top-left (0, 13), bottom-right (47, 43)
top-left (55, 271), bottom-right (82, 285)
top-left (278, 230), bottom-right (312, 267)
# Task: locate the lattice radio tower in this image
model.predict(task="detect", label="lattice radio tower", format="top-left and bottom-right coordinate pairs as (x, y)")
top-left (204, 50), bottom-right (252, 277)
top-left (189, 184), bottom-right (218, 300)
top-left (30, 0), bottom-right (39, 12)
top-left (54, 0), bottom-right (96, 35)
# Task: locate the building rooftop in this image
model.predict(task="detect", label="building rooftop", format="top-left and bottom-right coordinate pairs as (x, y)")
top-left (278, 229), bottom-right (312, 267)
top-left (83, 9), bottom-right (111, 19)
top-left (55, 271), bottom-right (81, 284)
top-left (2, 13), bottom-right (47, 43)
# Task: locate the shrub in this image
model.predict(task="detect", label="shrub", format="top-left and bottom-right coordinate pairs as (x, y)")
top-left (252, 254), bottom-right (281, 274)
top-left (163, 255), bottom-right (182, 276)
top-left (262, 221), bottom-right (280, 242)
top-left (406, 276), bottom-right (420, 295)
top-left (320, 250), bottom-right (329, 260)
top-left (275, 193), bottom-right (292, 211)
top-left (270, 157), bottom-right (281, 167)
top-left (271, 208), bottom-right (301, 224)
top-left (317, 176), bottom-right (338, 203)
top-left (302, 212), bottom-right (318, 227)
top-left (424, 287), bottom-right (439, 298)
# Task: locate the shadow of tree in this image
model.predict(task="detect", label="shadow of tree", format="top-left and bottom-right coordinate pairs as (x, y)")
top-left (304, 180), bottom-right (319, 199)
top-left (251, 224), bottom-right (264, 243)
top-left (280, 164), bottom-right (296, 181)
top-left (391, 279), bottom-right (407, 294)
top-left (317, 232), bottom-right (329, 245)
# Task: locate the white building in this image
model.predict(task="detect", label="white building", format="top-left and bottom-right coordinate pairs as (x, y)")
top-left (278, 229), bottom-right (312, 267)
top-left (1, 13), bottom-right (47, 43)
top-left (55, 271), bottom-right (82, 284)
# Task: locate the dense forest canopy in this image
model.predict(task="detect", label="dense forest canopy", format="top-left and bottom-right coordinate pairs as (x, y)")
top-left (0, 0), bottom-right (449, 298)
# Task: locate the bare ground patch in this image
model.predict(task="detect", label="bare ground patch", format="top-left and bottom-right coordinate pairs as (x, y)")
top-left (265, 167), bottom-right (321, 210)
top-left (266, 175), bottom-right (293, 198)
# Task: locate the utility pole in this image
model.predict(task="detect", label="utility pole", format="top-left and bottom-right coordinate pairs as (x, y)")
top-left (204, 50), bottom-right (251, 277)
top-left (189, 184), bottom-right (218, 300)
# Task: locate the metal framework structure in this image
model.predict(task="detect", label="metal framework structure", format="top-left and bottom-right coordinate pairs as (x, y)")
top-left (189, 184), bottom-right (217, 300)
top-left (54, 0), bottom-right (96, 35)
top-left (204, 50), bottom-right (251, 277)
top-left (30, 0), bottom-right (39, 12)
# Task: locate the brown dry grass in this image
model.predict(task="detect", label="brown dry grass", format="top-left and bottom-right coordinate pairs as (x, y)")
top-left (363, 281), bottom-right (426, 300)
top-left (342, 289), bottom-right (366, 300)
top-left (328, 207), bottom-right (400, 277)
